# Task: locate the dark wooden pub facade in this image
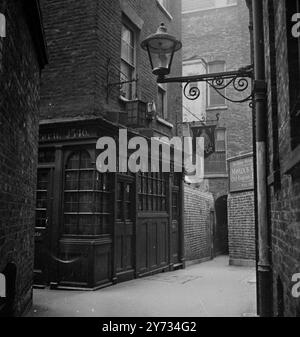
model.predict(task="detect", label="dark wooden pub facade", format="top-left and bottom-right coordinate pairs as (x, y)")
top-left (35, 0), bottom-right (183, 289)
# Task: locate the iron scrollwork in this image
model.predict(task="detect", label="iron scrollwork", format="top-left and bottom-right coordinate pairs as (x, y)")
top-left (181, 66), bottom-right (253, 104)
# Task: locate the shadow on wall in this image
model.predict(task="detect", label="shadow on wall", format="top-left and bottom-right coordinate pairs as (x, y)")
top-left (0, 263), bottom-right (17, 317)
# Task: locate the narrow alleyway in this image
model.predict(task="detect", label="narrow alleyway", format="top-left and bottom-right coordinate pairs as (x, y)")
top-left (26, 256), bottom-right (256, 317)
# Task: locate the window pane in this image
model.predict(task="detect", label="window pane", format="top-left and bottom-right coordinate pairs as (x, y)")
top-left (121, 25), bottom-right (134, 65)
top-left (209, 62), bottom-right (226, 106)
top-left (64, 215), bottom-right (78, 235)
top-left (36, 191), bottom-right (47, 209)
top-left (37, 171), bottom-right (49, 190)
top-left (79, 171), bottom-right (93, 190)
top-left (67, 153), bottom-right (80, 169)
top-left (120, 61), bottom-right (134, 99)
top-left (64, 193), bottom-right (78, 213)
top-left (78, 215), bottom-right (95, 235)
top-left (38, 149), bottom-right (55, 163)
top-left (65, 172), bottom-right (78, 190)
top-left (80, 152), bottom-right (93, 169)
top-left (36, 210), bottom-right (47, 228)
top-left (78, 192), bottom-right (93, 212)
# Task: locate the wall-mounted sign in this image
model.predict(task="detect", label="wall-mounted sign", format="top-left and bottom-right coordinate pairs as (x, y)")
top-left (40, 127), bottom-right (95, 142)
top-left (228, 154), bottom-right (254, 192)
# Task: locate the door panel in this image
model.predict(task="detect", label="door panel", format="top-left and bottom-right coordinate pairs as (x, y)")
top-left (34, 168), bottom-right (53, 286)
top-left (115, 180), bottom-right (134, 280)
top-left (171, 190), bottom-right (180, 264)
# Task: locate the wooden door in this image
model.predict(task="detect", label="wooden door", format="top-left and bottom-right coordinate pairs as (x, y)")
top-left (115, 178), bottom-right (135, 281)
top-left (34, 168), bottom-right (54, 286)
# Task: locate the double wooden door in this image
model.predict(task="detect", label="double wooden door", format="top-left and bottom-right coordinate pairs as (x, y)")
top-left (34, 168), bottom-right (54, 286)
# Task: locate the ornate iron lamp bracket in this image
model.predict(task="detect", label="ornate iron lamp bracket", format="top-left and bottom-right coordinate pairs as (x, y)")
top-left (157, 65), bottom-right (254, 106)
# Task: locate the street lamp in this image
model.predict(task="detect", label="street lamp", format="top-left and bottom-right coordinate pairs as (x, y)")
top-left (141, 23), bottom-right (182, 78)
top-left (141, 24), bottom-right (253, 104)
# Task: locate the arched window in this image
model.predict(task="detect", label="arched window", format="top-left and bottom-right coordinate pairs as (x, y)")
top-left (64, 151), bottom-right (111, 236)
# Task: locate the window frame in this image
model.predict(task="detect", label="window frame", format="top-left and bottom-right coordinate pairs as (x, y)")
top-left (207, 61), bottom-right (227, 108)
top-left (120, 21), bottom-right (137, 101)
top-left (138, 171), bottom-right (168, 213)
top-left (157, 83), bottom-right (168, 120)
top-left (215, 128), bottom-right (227, 153)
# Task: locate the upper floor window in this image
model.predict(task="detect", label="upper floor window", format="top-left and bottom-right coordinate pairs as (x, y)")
top-left (286, 0), bottom-right (300, 148)
top-left (208, 61), bottom-right (226, 107)
top-left (183, 0), bottom-right (237, 13)
top-left (157, 83), bottom-right (168, 119)
top-left (121, 23), bottom-right (136, 100)
top-left (215, 128), bottom-right (226, 152)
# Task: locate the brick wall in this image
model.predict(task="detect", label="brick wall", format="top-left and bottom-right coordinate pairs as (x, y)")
top-left (182, 0), bottom-right (253, 158)
top-left (40, 0), bottom-right (182, 137)
top-left (0, 0), bottom-right (44, 316)
top-left (228, 191), bottom-right (256, 265)
top-left (184, 184), bottom-right (214, 262)
top-left (262, 0), bottom-right (300, 317)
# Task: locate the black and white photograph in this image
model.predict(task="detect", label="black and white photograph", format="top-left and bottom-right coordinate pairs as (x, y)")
top-left (0, 0), bottom-right (300, 325)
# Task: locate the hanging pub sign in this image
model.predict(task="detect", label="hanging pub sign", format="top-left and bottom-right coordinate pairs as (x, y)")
top-left (191, 125), bottom-right (217, 158)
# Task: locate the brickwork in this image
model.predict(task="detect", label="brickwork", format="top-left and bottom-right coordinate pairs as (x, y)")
top-left (184, 184), bottom-right (214, 262)
top-left (182, 0), bottom-right (253, 158)
top-left (228, 191), bottom-right (256, 264)
top-left (261, 0), bottom-right (300, 317)
top-left (40, 0), bottom-right (182, 137)
top-left (182, 0), bottom-right (255, 265)
top-left (0, 0), bottom-right (46, 316)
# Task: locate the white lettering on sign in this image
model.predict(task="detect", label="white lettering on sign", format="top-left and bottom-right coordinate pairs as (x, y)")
top-left (0, 273), bottom-right (6, 298)
top-left (0, 13), bottom-right (5, 38)
top-left (292, 13), bottom-right (300, 38)
top-left (292, 273), bottom-right (300, 298)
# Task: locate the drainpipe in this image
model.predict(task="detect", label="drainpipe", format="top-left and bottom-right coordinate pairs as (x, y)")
top-left (252, 0), bottom-right (273, 317)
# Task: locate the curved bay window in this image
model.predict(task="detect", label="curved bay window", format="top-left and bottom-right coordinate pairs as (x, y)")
top-left (64, 151), bottom-right (111, 236)
top-left (138, 172), bottom-right (167, 212)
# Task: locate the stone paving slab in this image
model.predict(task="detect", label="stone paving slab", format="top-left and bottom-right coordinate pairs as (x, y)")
top-left (26, 256), bottom-right (257, 317)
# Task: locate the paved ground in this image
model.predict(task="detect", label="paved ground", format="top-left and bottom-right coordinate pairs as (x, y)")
top-left (26, 256), bottom-right (257, 317)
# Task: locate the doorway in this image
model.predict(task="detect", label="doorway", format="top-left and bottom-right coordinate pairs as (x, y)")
top-left (214, 195), bottom-right (229, 256)
top-left (34, 168), bottom-right (54, 286)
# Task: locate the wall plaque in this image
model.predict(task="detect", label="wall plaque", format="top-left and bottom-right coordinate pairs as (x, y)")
top-left (229, 154), bottom-right (254, 192)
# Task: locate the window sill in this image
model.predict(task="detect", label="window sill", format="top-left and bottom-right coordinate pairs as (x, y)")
top-left (283, 144), bottom-right (300, 177)
top-left (206, 106), bottom-right (228, 111)
top-left (182, 3), bottom-right (238, 15)
top-left (156, 0), bottom-right (173, 20)
top-left (156, 116), bottom-right (174, 129)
